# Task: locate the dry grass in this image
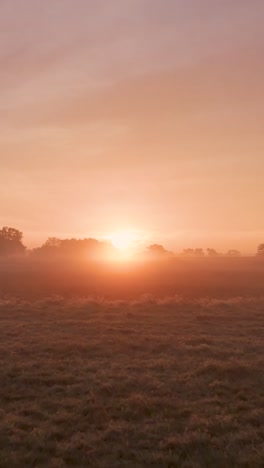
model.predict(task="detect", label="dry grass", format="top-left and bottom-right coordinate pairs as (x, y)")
top-left (1, 296), bottom-right (264, 467)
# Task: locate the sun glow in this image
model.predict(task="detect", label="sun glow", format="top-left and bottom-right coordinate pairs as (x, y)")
top-left (108, 231), bottom-right (138, 250)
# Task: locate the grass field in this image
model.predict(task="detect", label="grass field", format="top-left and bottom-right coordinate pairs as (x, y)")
top-left (1, 296), bottom-right (264, 467)
top-left (1, 257), bottom-right (264, 299)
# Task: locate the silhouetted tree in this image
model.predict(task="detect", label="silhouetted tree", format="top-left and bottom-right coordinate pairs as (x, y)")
top-left (257, 244), bottom-right (264, 257)
top-left (146, 244), bottom-right (172, 257)
top-left (207, 248), bottom-right (220, 257)
top-left (0, 227), bottom-right (26, 256)
top-left (181, 248), bottom-right (195, 256)
top-left (32, 237), bottom-right (114, 260)
top-left (44, 237), bottom-right (62, 248)
top-left (226, 249), bottom-right (241, 257)
top-left (181, 248), bottom-right (204, 257)
top-left (194, 248), bottom-right (204, 257)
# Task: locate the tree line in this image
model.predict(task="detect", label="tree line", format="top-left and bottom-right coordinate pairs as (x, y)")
top-left (1, 226), bottom-right (264, 258)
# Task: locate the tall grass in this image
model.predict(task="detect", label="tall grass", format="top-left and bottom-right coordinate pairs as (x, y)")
top-left (1, 296), bottom-right (264, 466)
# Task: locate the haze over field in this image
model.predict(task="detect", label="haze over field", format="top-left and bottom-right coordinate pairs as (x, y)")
top-left (1, 4), bottom-right (264, 466)
top-left (1, 0), bottom-right (264, 251)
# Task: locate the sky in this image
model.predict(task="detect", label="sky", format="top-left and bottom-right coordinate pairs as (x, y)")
top-left (1, 0), bottom-right (264, 252)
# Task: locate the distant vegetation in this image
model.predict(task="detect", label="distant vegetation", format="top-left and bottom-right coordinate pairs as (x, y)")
top-left (1, 226), bottom-right (264, 300)
top-left (257, 243), bottom-right (264, 256)
top-left (0, 227), bottom-right (25, 256)
top-left (2, 225), bottom-right (263, 259)
top-left (32, 236), bottom-right (115, 261)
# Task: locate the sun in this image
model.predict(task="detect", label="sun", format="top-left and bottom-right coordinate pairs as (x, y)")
top-left (108, 231), bottom-right (138, 250)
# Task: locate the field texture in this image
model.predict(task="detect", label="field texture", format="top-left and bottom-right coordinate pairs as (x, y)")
top-left (1, 257), bottom-right (264, 299)
top-left (1, 297), bottom-right (264, 467)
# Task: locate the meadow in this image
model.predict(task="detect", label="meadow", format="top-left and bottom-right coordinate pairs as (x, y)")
top-left (1, 291), bottom-right (264, 466)
top-left (1, 256), bottom-right (264, 299)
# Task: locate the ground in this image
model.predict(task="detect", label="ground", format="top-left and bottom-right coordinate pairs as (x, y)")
top-left (1, 296), bottom-right (264, 467)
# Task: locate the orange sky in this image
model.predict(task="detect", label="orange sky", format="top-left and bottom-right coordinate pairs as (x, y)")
top-left (1, 1), bottom-right (264, 253)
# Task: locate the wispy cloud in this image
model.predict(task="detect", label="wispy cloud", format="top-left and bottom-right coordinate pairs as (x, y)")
top-left (0, 0), bottom-right (264, 248)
